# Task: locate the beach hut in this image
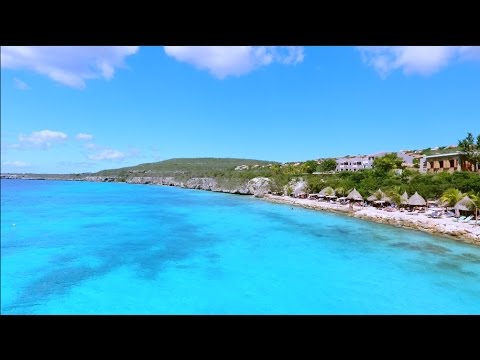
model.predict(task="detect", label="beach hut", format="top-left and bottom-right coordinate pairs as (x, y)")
top-left (407, 192), bottom-right (426, 210)
top-left (400, 191), bottom-right (409, 205)
top-left (347, 188), bottom-right (363, 202)
top-left (454, 196), bottom-right (474, 215)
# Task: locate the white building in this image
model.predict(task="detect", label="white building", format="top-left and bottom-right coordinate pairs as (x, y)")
top-left (335, 152), bottom-right (414, 172)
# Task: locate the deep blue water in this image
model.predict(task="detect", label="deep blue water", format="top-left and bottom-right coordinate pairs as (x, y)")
top-left (1, 179), bottom-right (480, 314)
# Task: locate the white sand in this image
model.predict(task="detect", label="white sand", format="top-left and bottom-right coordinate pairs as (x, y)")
top-left (262, 195), bottom-right (480, 245)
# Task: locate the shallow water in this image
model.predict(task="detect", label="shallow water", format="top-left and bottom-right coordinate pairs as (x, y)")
top-left (2, 179), bottom-right (479, 314)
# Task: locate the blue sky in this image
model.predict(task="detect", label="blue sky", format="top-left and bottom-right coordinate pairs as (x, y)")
top-left (1, 46), bottom-right (479, 174)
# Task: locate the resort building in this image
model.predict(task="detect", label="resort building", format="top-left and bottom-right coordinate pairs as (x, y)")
top-left (335, 152), bottom-right (414, 172)
top-left (419, 152), bottom-right (478, 173)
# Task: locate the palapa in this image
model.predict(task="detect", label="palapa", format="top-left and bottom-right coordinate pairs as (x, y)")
top-left (407, 192), bottom-right (426, 206)
top-left (347, 188), bottom-right (363, 201)
top-left (454, 196), bottom-right (474, 211)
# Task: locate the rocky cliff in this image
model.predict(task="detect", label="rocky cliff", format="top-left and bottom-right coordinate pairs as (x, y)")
top-left (124, 176), bottom-right (271, 195)
top-left (2, 173), bottom-right (275, 196)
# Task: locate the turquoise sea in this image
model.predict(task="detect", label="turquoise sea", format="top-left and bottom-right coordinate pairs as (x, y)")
top-left (1, 179), bottom-right (480, 314)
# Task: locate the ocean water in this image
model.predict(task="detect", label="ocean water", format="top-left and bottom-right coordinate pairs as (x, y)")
top-left (1, 179), bottom-right (480, 315)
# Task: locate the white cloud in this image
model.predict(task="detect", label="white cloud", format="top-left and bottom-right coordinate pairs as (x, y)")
top-left (164, 46), bottom-right (304, 79)
top-left (85, 143), bottom-right (97, 149)
top-left (1, 46), bottom-right (139, 89)
top-left (18, 130), bottom-right (67, 149)
top-left (3, 161), bottom-right (30, 167)
top-left (76, 133), bottom-right (94, 141)
top-left (14, 78), bottom-right (30, 90)
top-left (88, 148), bottom-right (126, 161)
top-left (359, 46), bottom-right (480, 77)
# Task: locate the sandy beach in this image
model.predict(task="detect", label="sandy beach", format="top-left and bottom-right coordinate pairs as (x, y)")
top-left (261, 195), bottom-right (480, 245)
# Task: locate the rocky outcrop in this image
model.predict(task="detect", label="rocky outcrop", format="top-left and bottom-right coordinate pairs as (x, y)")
top-left (84, 176), bottom-right (116, 182)
top-left (284, 178), bottom-right (307, 196)
top-left (246, 177), bottom-right (271, 197)
top-left (126, 176), bottom-right (183, 186)
top-left (184, 177), bottom-right (217, 190)
top-left (125, 176), bottom-right (258, 195)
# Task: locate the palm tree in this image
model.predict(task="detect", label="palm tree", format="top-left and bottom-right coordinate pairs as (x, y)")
top-left (335, 187), bottom-right (346, 197)
top-left (467, 192), bottom-right (480, 225)
top-left (385, 187), bottom-right (403, 206)
top-left (323, 186), bottom-right (335, 196)
top-left (440, 188), bottom-right (465, 217)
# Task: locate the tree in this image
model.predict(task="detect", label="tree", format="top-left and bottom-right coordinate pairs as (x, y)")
top-left (301, 160), bottom-right (318, 174)
top-left (467, 192), bottom-right (480, 225)
top-left (317, 158), bottom-right (337, 172)
top-left (335, 187), bottom-right (347, 197)
top-left (371, 189), bottom-right (385, 201)
top-left (271, 164), bottom-right (282, 175)
top-left (372, 153), bottom-right (404, 173)
top-left (322, 186), bottom-right (335, 196)
top-left (283, 164), bottom-right (302, 176)
top-left (286, 185), bottom-right (293, 196)
top-left (385, 187), bottom-right (403, 206)
top-left (458, 132), bottom-right (480, 171)
top-left (440, 188), bottom-right (465, 217)
top-left (440, 188), bottom-right (464, 207)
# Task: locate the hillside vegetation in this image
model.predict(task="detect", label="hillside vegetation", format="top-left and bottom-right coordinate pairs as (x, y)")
top-left (96, 157), bottom-right (279, 181)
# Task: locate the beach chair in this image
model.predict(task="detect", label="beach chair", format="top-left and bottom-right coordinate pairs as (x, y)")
top-left (460, 215), bottom-right (473, 223)
top-left (454, 216), bottom-right (466, 222)
top-left (445, 211), bottom-right (455, 218)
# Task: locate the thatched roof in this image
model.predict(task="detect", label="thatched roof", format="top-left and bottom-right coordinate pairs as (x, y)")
top-left (407, 192), bottom-right (426, 206)
top-left (400, 191), bottom-right (409, 204)
top-left (319, 187), bottom-right (335, 196)
top-left (347, 188), bottom-right (363, 201)
top-left (454, 196), bottom-right (474, 211)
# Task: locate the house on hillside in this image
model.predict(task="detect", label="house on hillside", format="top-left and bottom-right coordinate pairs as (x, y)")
top-left (419, 152), bottom-right (478, 173)
top-left (334, 151), bottom-right (414, 172)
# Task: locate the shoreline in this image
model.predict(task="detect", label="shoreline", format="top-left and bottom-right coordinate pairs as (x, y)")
top-left (261, 194), bottom-right (480, 246)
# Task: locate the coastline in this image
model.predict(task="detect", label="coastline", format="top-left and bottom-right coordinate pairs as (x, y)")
top-left (261, 194), bottom-right (480, 246)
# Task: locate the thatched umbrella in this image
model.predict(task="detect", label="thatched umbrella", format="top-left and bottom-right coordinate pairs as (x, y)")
top-left (347, 188), bottom-right (363, 202)
top-left (454, 196), bottom-right (474, 212)
top-left (400, 191), bottom-right (409, 205)
top-left (407, 192), bottom-right (426, 207)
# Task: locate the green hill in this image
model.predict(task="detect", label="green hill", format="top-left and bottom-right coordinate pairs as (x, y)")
top-left (96, 157), bottom-right (278, 178)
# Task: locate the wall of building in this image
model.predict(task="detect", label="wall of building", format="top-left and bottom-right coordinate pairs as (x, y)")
top-left (420, 153), bottom-right (478, 173)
